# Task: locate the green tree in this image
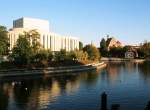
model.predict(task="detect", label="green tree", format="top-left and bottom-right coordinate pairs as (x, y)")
top-left (79, 41), bottom-right (83, 50)
top-left (24, 30), bottom-right (41, 55)
top-left (10, 30), bottom-right (42, 65)
top-left (83, 44), bottom-right (100, 61)
top-left (100, 38), bottom-right (107, 50)
top-left (67, 50), bottom-right (77, 60)
top-left (47, 49), bottom-right (53, 62)
top-left (109, 47), bottom-right (125, 58)
top-left (137, 48), bottom-right (145, 58)
top-left (10, 35), bottom-right (32, 65)
top-left (0, 26), bottom-right (9, 55)
top-left (100, 38), bottom-right (108, 57)
top-left (34, 49), bottom-right (53, 62)
top-left (34, 49), bottom-right (49, 62)
top-left (141, 41), bottom-right (150, 57)
top-left (75, 50), bottom-right (88, 61)
top-left (55, 49), bottom-right (67, 61)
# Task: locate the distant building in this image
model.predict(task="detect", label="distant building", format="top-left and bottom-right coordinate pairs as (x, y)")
top-left (106, 37), bottom-right (122, 50)
top-left (8, 17), bottom-right (79, 51)
top-left (125, 45), bottom-right (141, 50)
top-left (125, 51), bottom-right (136, 59)
top-left (124, 46), bottom-right (139, 59)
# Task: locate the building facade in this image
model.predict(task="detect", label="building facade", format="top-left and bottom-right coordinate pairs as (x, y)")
top-left (124, 46), bottom-right (139, 59)
top-left (8, 17), bottom-right (79, 51)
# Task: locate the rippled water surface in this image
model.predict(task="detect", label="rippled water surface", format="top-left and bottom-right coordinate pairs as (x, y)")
top-left (0, 61), bottom-right (150, 110)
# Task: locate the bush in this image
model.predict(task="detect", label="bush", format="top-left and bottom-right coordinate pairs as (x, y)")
top-left (54, 49), bottom-right (67, 61)
top-left (67, 51), bottom-right (77, 60)
top-left (32, 49), bottom-right (53, 63)
top-left (34, 50), bottom-right (49, 62)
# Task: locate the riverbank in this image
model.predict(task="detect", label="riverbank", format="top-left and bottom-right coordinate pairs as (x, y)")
top-left (0, 62), bottom-right (106, 77)
top-left (101, 57), bottom-right (146, 63)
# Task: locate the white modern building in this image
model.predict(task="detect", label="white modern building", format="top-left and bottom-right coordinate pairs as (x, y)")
top-left (8, 17), bottom-right (79, 51)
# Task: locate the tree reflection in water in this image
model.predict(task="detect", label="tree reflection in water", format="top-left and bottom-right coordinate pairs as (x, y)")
top-left (0, 70), bottom-right (98, 110)
top-left (138, 61), bottom-right (150, 81)
top-left (0, 63), bottom-right (150, 110)
top-left (0, 83), bottom-right (9, 110)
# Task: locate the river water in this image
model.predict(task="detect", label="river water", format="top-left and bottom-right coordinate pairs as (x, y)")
top-left (0, 61), bottom-right (150, 110)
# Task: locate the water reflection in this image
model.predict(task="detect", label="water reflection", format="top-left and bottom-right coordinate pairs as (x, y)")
top-left (0, 62), bottom-right (150, 110)
top-left (0, 70), bottom-right (100, 110)
top-left (105, 62), bottom-right (144, 82)
top-left (138, 62), bottom-right (150, 81)
top-left (0, 83), bottom-right (9, 110)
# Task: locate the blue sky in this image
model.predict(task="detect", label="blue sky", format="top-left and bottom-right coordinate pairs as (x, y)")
top-left (0, 0), bottom-right (150, 46)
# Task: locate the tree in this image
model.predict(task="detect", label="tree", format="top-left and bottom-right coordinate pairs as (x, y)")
top-left (10, 35), bottom-right (32, 65)
top-left (24, 30), bottom-right (41, 55)
top-left (141, 41), bottom-right (150, 57)
top-left (75, 50), bottom-right (88, 61)
top-left (79, 41), bottom-right (83, 50)
top-left (33, 49), bottom-right (53, 62)
top-left (137, 48), bottom-right (145, 58)
top-left (83, 44), bottom-right (100, 61)
top-left (0, 26), bottom-right (9, 55)
top-left (109, 47), bottom-right (125, 58)
top-left (55, 49), bottom-right (67, 61)
top-left (10, 30), bottom-right (42, 65)
top-left (100, 38), bottom-right (108, 57)
top-left (67, 51), bottom-right (77, 60)
top-left (100, 38), bottom-right (107, 50)
top-left (34, 49), bottom-right (49, 62)
top-left (47, 49), bottom-right (53, 62)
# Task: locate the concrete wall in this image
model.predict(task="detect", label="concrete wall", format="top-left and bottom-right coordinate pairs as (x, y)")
top-left (13, 17), bottom-right (50, 32)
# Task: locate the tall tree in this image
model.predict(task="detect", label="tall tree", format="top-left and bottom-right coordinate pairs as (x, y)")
top-left (83, 44), bottom-right (100, 61)
top-left (141, 41), bottom-right (150, 57)
top-left (0, 26), bottom-right (9, 55)
top-left (100, 38), bottom-right (108, 57)
top-left (10, 35), bottom-right (32, 65)
top-left (24, 30), bottom-right (41, 55)
top-left (79, 41), bottom-right (83, 50)
top-left (100, 38), bottom-right (107, 50)
top-left (75, 50), bottom-right (88, 61)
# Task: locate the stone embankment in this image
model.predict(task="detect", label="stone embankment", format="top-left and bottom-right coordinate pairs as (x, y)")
top-left (101, 57), bottom-right (145, 63)
top-left (0, 62), bottom-right (106, 77)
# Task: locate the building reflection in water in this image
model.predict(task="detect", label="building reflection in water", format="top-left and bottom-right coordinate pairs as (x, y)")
top-left (37, 80), bottom-right (60, 109)
top-left (0, 70), bottom-right (99, 110)
top-left (65, 79), bottom-right (80, 95)
top-left (0, 83), bottom-right (9, 110)
top-left (106, 62), bottom-right (120, 82)
top-left (0, 62), bottom-right (150, 110)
